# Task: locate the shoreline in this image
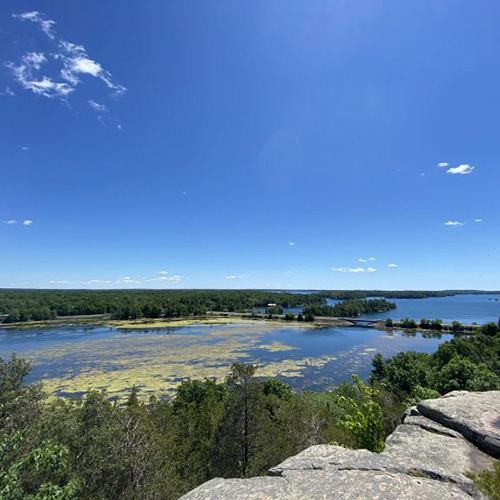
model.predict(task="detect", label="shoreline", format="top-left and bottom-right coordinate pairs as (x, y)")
top-left (0, 311), bottom-right (486, 334)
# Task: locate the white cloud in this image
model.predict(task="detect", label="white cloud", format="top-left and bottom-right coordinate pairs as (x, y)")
top-left (358, 258), bottom-right (367, 263)
top-left (475, 218), bottom-right (483, 222)
top-left (368, 257), bottom-right (376, 261)
top-left (388, 264), bottom-right (398, 268)
top-left (49, 280), bottom-right (72, 285)
top-left (158, 271), bottom-right (168, 275)
top-left (0, 86), bottom-right (15, 96)
top-left (225, 275), bottom-right (243, 279)
top-left (88, 100), bottom-right (108, 113)
top-left (22, 146), bottom-right (29, 151)
top-left (332, 267), bottom-right (366, 273)
top-left (366, 267), bottom-right (376, 273)
top-left (57, 40), bottom-right (126, 96)
top-left (3, 220), bottom-right (17, 224)
top-left (446, 164), bottom-right (474, 175)
top-left (444, 221), bottom-right (465, 226)
top-left (7, 52), bottom-right (74, 98)
top-left (420, 173), bottom-right (425, 176)
top-left (145, 275), bottom-right (182, 283)
top-left (13, 11), bottom-right (56, 39)
top-left (288, 242), bottom-right (295, 246)
top-left (438, 162), bottom-right (449, 167)
top-left (23, 219), bottom-right (33, 226)
top-left (9, 13), bottom-right (126, 103)
top-left (115, 277), bottom-right (140, 284)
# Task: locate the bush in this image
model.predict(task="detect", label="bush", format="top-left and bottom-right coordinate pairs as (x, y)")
top-left (469, 463), bottom-right (500, 500)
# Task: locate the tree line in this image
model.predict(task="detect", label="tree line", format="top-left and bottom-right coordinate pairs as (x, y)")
top-left (303, 299), bottom-right (396, 318)
top-left (0, 290), bottom-right (327, 323)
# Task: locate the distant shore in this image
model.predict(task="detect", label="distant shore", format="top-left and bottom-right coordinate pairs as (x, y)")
top-left (0, 310), bottom-right (486, 334)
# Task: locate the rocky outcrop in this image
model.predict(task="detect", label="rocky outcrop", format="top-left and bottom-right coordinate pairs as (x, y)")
top-left (181, 391), bottom-right (500, 499)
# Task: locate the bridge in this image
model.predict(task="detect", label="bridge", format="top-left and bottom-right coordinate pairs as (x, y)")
top-left (339, 317), bottom-right (384, 326)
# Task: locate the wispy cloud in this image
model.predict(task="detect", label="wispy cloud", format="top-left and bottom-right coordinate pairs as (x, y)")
top-left (0, 86), bottom-right (15, 96)
top-left (368, 257), bottom-right (376, 261)
top-left (475, 218), bottom-right (483, 223)
top-left (225, 275), bottom-right (244, 279)
top-left (143, 275), bottom-right (183, 283)
top-left (438, 162), bottom-right (449, 167)
top-left (444, 221), bottom-right (465, 226)
top-left (446, 164), bottom-right (474, 175)
top-left (13, 11), bottom-right (56, 39)
top-left (6, 52), bottom-right (74, 99)
top-left (358, 258), bottom-right (367, 263)
top-left (9, 12), bottom-right (126, 107)
top-left (332, 267), bottom-right (367, 273)
top-left (388, 263), bottom-right (398, 268)
top-left (23, 219), bottom-right (33, 226)
top-left (366, 267), bottom-right (376, 273)
top-left (88, 100), bottom-right (108, 113)
top-left (22, 146), bottom-right (29, 151)
top-left (288, 242), bottom-right (295, 246)
top-left (158, 271), bottom-right (168, 275)
top-left (115, 277), bottom-right (141, 284)
top-left (3, 220), bottom-right (17, 225)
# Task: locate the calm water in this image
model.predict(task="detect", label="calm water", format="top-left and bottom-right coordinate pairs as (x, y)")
top-left (357, 294), bottom-right (500, 324)
top-left (0, 294), bottom-right (497, 398)
top-left (0, 322), bottom-right (445, 395)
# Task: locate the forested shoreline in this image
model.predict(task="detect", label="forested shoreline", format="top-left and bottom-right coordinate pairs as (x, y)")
top-left (1, 323), bottom-right (500, 499)
top-left (1, 288), bottom-right (498, 324)
top-left (303, 298), bottom-right (397, 318)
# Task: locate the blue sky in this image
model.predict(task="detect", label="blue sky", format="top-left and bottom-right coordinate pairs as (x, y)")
top-left (1, 1), bottom-right (499, 290)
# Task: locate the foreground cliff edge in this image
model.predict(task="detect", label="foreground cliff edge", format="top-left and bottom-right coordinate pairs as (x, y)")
top-left (181, 391), bottom-right (500, 499)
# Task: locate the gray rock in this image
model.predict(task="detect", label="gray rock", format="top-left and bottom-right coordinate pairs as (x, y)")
top-left (181, 470), bottom-right (481, 499)
top-left (179, 477), bottom-right (288, 500)
top-left (402, 414), bottom-right (463, 438)
top-left (418, 391), bottom-right (500, 458)
top-left (270, 444), bottom-right (483, 498)
top-left (384, 424), bottom-right (495, 474)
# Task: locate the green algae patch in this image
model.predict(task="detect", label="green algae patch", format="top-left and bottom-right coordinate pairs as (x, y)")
top-left (257, 341), bottom-right (299, 352)
top-left (31, 322), bottom-right (326, 402)
top-left (105, 317), bottom-right (248, 329)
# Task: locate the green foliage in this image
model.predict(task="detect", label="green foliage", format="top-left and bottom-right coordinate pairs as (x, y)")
top-left (262, 379), bottom-right (293, 401)
top-left (481, 322), bottom-right (500, 336)
top-left (373, 330), bottom-right (500, 397)
top-left (469, 463), bottom-right (500, 500)
top-left (303, 299), bottom-right (396, 318)
top-left (400, 317), bottom-right (417, 328)
top-left (385, 318), bottom-right (393, 327)
top-left (0, 431), bottom-right (79, 500)
top-left (334, 375), bottom-right (384, 452)
top-left (403, 386), bottom-right (441, 408)
top-left (0, 289), bottom-right (327, 323)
